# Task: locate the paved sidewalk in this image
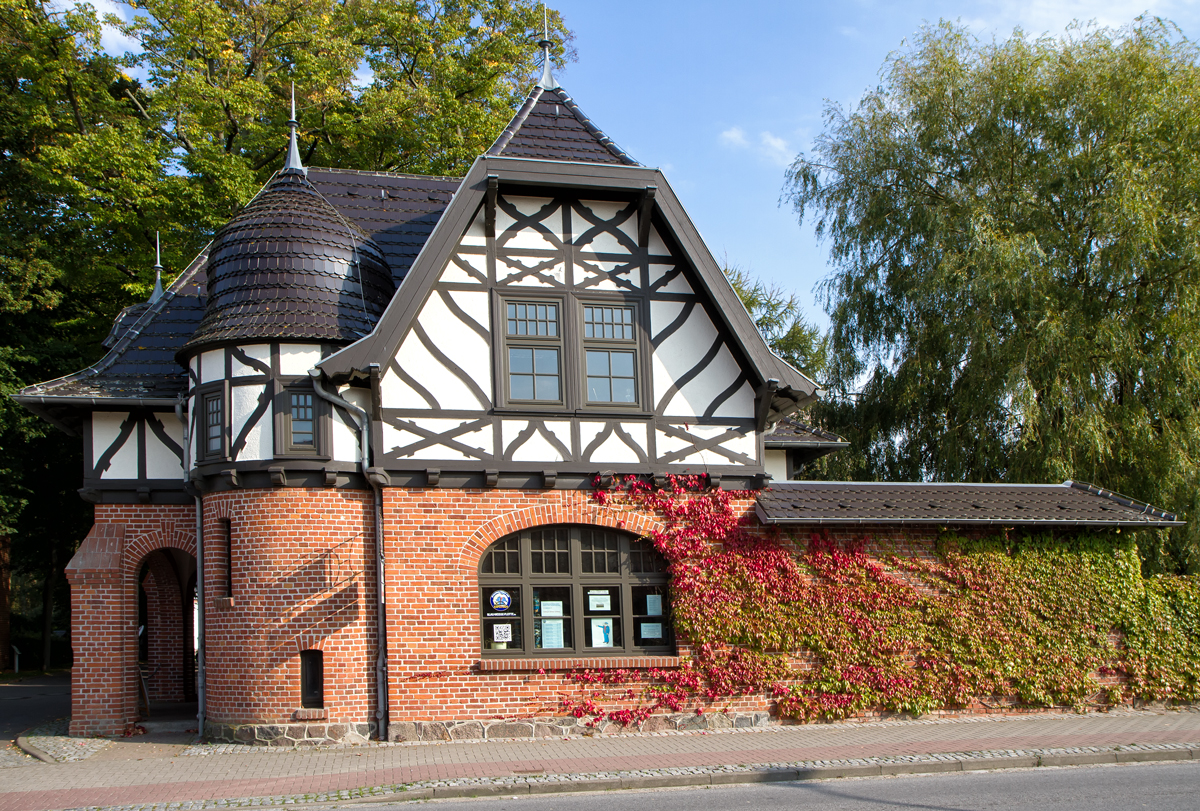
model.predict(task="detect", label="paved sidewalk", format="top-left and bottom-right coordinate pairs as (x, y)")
top-left (2, 710), bottom-right (1199, 811)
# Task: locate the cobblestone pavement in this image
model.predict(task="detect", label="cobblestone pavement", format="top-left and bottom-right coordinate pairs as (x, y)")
top-left (2, 710), bottom-right (1199, 811)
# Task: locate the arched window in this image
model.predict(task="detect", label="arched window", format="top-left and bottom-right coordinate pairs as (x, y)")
top-left (479, 526), bottom-right (672, 657)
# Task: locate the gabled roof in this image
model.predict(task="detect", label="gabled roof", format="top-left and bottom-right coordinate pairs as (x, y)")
top-left (487, 85), bottom-right (638, 166)
top-left (318, 156), bottom-right (820, 418)
top-left (755, 480), bottom-right (1183, 529)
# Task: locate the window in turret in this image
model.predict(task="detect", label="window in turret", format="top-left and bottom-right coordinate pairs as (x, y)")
top-left (200, 391), bottom-right (224, 461)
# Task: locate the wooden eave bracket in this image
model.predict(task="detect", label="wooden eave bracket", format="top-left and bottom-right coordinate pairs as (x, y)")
top-left (267, 466), bottom-right (286, 487)
top-left (367, 466), bottom-right (391, 487)
top-left (485, 469), bottom-right (499, 488)
top-left (755, 379), bottom-right (780, 432)
top-left (543, 469), bottom-right (556, 488)
top-left (426, 468), bottom-right (440, 487)
top-left (485, 175), bottom-right (499, 238)
top-left (638, 185), bottom-right (657, 248)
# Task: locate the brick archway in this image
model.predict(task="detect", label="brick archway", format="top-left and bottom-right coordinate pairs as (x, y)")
top-left (66, 509), bottom-right (197, 737)
top-left (456, 501), bottom-right (664, 571)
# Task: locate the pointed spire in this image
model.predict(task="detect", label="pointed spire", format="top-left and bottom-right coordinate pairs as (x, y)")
top-left (149, 231), bottom-right (164, 304)
top-left (536, 5), bottom-right (558, 90)
top-left (284, 82), bottom-right (306, 174)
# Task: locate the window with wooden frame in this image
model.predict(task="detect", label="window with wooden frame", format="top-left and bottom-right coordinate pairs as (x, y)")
top-left (276, 381), bottom-right (325, 457)
top-left (198, 388), bottom-right (225, 462)
top-left (502, 300), bottom-right (563, 405)
top-left (581, 303), bottom-right (639, 406)
top-left (479, 526), bottom-right (673, 657)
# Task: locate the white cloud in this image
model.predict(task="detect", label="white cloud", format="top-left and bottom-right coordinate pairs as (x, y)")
top-left (718, 126), bottom-right (749, 148)
top-left (975, 0), bottom-right (1183, 35)
top-left (758, 131), bottom-right (794, 166)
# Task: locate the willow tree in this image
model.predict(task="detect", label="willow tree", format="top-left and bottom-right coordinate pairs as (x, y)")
top-left (788, 19), bottom-right (1200, 572)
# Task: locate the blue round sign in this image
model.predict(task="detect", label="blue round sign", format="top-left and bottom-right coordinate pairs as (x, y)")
top-left (489, 589), bottom-right (513, 612)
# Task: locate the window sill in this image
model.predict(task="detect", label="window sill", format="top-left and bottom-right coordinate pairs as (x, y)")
top-left (293, 708), bottom-right (326, 721)
top-left (477, 655), bottom-right (680, 672)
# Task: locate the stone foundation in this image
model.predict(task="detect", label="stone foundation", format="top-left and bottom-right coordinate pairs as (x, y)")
top-left (387, 712), bottom-right (774, 742)
top-left (205, 721), bottom-right (376, 746)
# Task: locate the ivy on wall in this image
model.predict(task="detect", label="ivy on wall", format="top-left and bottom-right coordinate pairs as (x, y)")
top-left (565, 477), bottom-right (1200, 726)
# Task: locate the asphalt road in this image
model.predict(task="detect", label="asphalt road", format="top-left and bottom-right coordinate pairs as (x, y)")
top-left (367, 761), bottom-right (1200, 811)
top-left (0, 671), bottom-right (70, 738)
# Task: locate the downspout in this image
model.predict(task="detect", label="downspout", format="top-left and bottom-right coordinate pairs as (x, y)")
top-left (309, 369), bottom-right (388, 742)
top-left (176, 397), bottom-right (205, 737)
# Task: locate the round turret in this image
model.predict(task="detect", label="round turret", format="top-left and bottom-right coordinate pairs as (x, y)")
top-left (181, 168), bottom-right (393, 357)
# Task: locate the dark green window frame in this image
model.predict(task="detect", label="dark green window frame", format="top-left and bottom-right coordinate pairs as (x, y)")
top-left (479, 526), bottom-right (673, 658)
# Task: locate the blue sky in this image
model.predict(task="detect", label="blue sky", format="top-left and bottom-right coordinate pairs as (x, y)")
top-left (545, 0), bottom-right (1200, 327)
top-left (88, 0), bottom-right (1200, 326)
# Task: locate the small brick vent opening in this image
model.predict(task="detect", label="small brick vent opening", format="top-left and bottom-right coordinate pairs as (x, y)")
top-left (300, 649), bottom-right (324, 709)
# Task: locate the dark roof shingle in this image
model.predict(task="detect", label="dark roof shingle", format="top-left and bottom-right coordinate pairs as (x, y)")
top-left (755, 480), bottom-right (1182, 529)
top-left (487, 86), bottom-right (638, 165)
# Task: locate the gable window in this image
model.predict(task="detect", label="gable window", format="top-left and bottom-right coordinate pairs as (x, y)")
top-left (504, 301), bottom-right (562, 403)
top-left (583, 304), bottom-right (638, 405)
top-left (479, 526), bottom-right (672, 657)
top-left (199, 390), bottom-right (224, 461)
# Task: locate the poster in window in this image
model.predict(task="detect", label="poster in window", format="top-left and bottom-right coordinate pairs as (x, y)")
top-left (541, 601), bottom-right (563, 617)
top-left (588, 590), bottom-right (611, 612)
top-left (590, 617), bottom-right (614, 648)
top-left (645, 594), bottom-right (662, 616)
top-left (640, 622), bottom-right (663, 640)
top-left (493, 623), bottom-right (512, 643)
top-left (540, 618), bottom-right (565, 648)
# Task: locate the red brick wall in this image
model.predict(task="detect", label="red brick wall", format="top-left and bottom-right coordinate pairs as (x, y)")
top-left (380, 488), bottom-right (701, 723)
top-left (66, 504), bottom-right (196, 736)
top-left (202, 489), bottom-right (376, 728)
top-left (0, 534), bottom-right (9, 671)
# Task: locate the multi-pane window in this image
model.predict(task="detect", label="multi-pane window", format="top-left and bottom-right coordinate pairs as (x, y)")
top-left (279, 384), bottom-right (321, 455)
top-left (479, 526), bottom-right (673, 657)
top-left (202, 392), bottom-right (223, 460)
top-left (583, 305), bottom-right (634, 340)
top-left (290, 392), bottom-right (315, 447)
top-left (505, 301), bottom-right (562, 403)
top-left (583, 304), bottom-right (638, 405)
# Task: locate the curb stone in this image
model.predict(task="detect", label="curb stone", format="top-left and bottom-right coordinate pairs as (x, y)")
top-left (14, 736), bottom-right (56, 765)
top-left (39, 743), bottom-right (1200, 811)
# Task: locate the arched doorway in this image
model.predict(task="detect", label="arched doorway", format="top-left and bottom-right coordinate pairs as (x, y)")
top-left (137, 549), bottom-right (196, 706)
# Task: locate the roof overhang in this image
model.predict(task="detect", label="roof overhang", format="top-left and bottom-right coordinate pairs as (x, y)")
top-left (755, 480), bottom-right (1184, 530)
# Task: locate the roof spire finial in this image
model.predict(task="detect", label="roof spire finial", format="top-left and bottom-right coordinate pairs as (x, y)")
top-left (284, 81), bottom-right (306, 174)
top-left (149, 231), bottom-right (164, 304)
top-left (536, 5), bottom-right (558, 90)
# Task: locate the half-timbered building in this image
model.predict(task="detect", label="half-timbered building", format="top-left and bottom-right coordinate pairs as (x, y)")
top-left (17, 53), bottom-right (1182, 744)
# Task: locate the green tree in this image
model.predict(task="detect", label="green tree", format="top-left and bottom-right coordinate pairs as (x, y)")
top-left (786, 18), bottom-right (1200, 572)
top-left (0, 0), bottom-right (570, 667)
top-left (725, 265), bottom-right (827, 382)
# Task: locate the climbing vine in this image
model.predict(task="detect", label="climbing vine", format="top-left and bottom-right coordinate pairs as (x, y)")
top-left (560, 477), bottom-right (1200, 726)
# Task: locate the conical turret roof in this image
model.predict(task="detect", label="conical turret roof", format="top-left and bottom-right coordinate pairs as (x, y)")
top-left (181, 168), bottom-right (394, 357)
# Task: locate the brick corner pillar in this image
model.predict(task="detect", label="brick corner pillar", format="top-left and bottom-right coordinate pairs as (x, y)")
top-left (0, 533), bottom-right (10, 671)
top-left (65, 523), bottom-right (127, 737)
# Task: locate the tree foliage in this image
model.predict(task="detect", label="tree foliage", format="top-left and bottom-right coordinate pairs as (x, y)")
top-left (0, 0), bottom-right (569, 643)
top-left (725, 265), bottom-right (827, 382)
top-left (787, 18), bottom-right (1200, 572)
